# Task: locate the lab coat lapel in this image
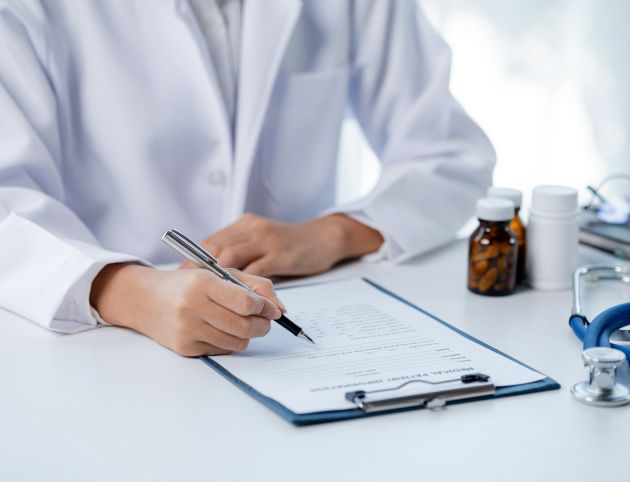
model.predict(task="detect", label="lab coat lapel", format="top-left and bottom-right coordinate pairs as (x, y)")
top-left (231, 0), bottom-right (303, 217)
top-left (176, 0), bottom-right (232, 151)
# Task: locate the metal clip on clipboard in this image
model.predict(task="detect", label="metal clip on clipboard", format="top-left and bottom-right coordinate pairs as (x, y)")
top-left (344, 373), bottom-right (496, 412)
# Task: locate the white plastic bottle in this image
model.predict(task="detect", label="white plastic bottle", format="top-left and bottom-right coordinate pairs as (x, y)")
top-left (527, 185), bottom-right (579, 290)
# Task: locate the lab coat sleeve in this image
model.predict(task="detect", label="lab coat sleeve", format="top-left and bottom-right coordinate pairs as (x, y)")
top-left (0, 3), bottom-right (143, 333)
top-left (327, 0), bottom-right (496, 263)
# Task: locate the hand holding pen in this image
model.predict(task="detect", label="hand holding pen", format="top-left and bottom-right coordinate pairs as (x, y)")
top-left (90, 260), bottom-right (284, 357)
top-left (163, 229), bottom-right (316, 345)
top-left (91, 229), bottom-right (314, 356)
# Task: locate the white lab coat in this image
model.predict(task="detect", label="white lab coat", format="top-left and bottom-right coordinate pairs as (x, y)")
top-left (0, 0), bottom-right (495, 333)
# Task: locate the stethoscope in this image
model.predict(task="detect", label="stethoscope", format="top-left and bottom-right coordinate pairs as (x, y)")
top-left (569, 264), bottom-right (630, 406)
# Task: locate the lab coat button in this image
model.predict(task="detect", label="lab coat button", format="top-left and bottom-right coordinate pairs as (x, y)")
top-left (208, 170), bottom-right (227, 188)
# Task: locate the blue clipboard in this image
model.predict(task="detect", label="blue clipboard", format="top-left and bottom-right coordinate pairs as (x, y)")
top-left (201, 278), bottom-right (560, 426)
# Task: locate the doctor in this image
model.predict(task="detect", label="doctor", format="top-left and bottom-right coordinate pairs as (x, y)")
top-left (0, 0), bottom-right (494, 356)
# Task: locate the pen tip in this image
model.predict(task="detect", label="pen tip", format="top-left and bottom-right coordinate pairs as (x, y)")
top-left (299, 332), bottom-right (316, 345)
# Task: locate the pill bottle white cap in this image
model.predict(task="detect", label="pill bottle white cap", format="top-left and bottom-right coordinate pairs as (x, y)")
top-left (476, 198), bottom-right (514, 222)
top-left (487, 187), bottom-right (522, 209)
top-left (531, 185), bottom-right (578, 213)
top-left (527, 185), bottom-right (579, 290)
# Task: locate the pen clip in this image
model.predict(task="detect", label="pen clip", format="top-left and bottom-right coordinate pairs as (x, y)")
top-left (162, 229), bottom-right (253, 288)
top-left (162, 228), bottom-right (220, 268)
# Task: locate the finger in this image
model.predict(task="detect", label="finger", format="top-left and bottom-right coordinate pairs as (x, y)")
top-left (243, 256), bottom-right (275, 277)
top-left (200, 240), bottom-right (224, 261)
top-left (191, 318), bottom-right (253, 352)
top-left (202, 222), bottom-right (251, 254)
top-left (228, 269), bottom-right (287, 312)
top-left (205, 276), bottom-right (281, 320)
top-left (201, 213), bottom-right (271, 255)
top-left (202, 304), bottom-right (271, 339)
top-left (179, 260), bottom-right (197, 270)
top-left (217, 242), bottom-right (265, 269)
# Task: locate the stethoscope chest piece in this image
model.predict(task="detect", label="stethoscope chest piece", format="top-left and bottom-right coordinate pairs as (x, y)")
top-left (572, 347), bottom-right (630, 407)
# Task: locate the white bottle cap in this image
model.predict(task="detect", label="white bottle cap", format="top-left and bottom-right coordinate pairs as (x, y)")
top-left (487, 187), bottom-right (522, 209)
top-left (531, 185), bottom-right (578, 213)
top-left (476, 197), bottom-right (515, 222)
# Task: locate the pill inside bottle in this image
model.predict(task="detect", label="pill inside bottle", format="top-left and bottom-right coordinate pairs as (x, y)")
top-left (467, 197), bottom-right (519, 297)
top-left (486, 187), bottom-right (527, 284)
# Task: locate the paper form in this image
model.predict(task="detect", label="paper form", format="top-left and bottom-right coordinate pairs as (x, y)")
top-left (208, 279), bottom-right (545, 414)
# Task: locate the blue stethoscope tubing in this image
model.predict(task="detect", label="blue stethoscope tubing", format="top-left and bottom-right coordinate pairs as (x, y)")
top-left (570, 306), bottom-right (630, 358)
top-left (570, 264), bottom-right (630, 359)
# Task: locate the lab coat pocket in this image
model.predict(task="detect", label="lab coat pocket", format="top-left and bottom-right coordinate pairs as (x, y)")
top-left (260, 67), bottom-right (350, 217)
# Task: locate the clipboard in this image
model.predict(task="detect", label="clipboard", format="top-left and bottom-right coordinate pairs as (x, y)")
top-left (201, 279), bottom-right (560, 426)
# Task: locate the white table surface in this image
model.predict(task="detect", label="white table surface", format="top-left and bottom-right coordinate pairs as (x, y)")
top-left (1, 240), bottom-right (629, 482)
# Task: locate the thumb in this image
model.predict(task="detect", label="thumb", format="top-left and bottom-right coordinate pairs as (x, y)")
top-left (257, 295), bottom-right (282, 320)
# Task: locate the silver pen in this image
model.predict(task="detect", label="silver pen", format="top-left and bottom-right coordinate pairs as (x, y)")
top-left (162, 229), bottom-right (316, 344)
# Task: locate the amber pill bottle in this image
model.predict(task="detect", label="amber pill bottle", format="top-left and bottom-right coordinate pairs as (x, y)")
top-left (468, 198), bottom-right (518, 296)
top-left (487, 187), bottom-right (526, 283)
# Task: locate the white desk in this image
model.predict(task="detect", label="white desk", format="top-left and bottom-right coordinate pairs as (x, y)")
top-left (1, 240), bottom-right (628, 482)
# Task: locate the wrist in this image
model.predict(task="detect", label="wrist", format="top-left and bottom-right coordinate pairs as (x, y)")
top-left (319, 214), bottom-right (384, 263)
top-left (90, 263), bottom-right (153, 330)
